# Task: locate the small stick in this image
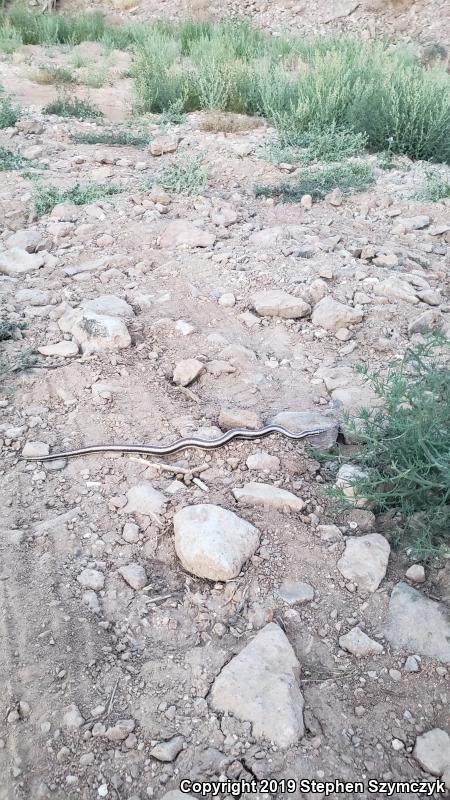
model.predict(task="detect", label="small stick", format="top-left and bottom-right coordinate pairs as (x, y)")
top-left (106, 678), bottom-right (119, 718)
top-left (143, 592), bottom-right (178, 603)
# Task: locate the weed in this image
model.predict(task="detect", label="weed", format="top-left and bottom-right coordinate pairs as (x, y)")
top-left (0, 85), bottom-right (19, 128)
top-left (0, 146), bottom-right (25, 171)
top-left (0, 319), bottom-right (26, 341)
top-left (158, 98), bottom-right (187, 126)
top-left (33, 181), bottom-right (124, 215)
top-left (32, 65), bottom-right (75, 85)
top-left (254, 162), bottom-right (374, 201)
top-left (0, 350), bottom-right (38, 381)
top-left (44, 95), bottom-right (103, 119)
top-left (159, 154), bottom-right (207, 194)
top-left (198, 111), bottom-right (263, 133)
top-left (71, 129), bottom-right (151, 147)
top-left (0, 21), bottom-right (22, 53)
top-left (325, 336), bottom-right (450, 557)
top-left (266, 125), bottom-right (367, 166)
top-left (83, 67), bottom-right (108, 89)
top-left (414, 168), bottom-right (450, 201)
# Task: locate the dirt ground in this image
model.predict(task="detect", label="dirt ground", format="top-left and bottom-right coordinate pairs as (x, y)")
top-left (1, 7), bottom-right (450, 800)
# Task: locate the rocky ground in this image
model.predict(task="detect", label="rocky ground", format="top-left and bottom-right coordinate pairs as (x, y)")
top-left (1, 27), bottom-right (450, 800)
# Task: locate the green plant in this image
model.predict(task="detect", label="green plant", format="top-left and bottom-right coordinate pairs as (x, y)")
top-left (0, 21), bottom-right (22, 53)
top-left (266, 125), bottom-right (368, 166)
top-left (328, 336), bottom-right (450, 557)
top-left (0, 146), bottom-right (25, 170)
top-left (159, 154), bottom-right (207, 194)
top-left (83, 67), bottom-right (108, 89)
top-left (414, 168), bottom-right (450, 201)
top-left (0, 85), bottom-right (19, 128)
top-left (0, 319), bottom-right (26, 341)
top-left (32, 65), bottom-right (75, 85)
top-left (0, 350), bottom-right (38, 381)
top-left (71, 129), bottom-right (151, 146)
top-left (44, 95), bottom-right (103, 119)
top-left (33, 181), bottom-right (124, 215)
top-left (254, 161), bottom-right (374, 201)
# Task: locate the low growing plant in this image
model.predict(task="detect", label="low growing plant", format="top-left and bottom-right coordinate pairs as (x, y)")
top-left (254, 161), bottom-right (374, 201)
top-left (159, 154), bottom-right (207, 194)
top-left (33, 180), bottom-right (124, 215)
top-left (44, 95), bottom-right (103, 119)
top-left (326, 335), bottom-right (450, 558)
top-left (0, 85), bottom-right (19, 128)
top-left (414, 168), bottom-right (450, 201)
top-left (71, 129), bottom-right (151, 147)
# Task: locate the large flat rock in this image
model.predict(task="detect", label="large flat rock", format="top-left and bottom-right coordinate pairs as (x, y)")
top-left (383, 582), bottom-right (450, 663)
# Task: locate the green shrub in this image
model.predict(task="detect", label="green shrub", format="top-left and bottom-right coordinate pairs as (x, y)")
top-left (34, 181), bottom-right (124, 215)
top-left (254, 162), bottom-right (374, 201)
top-left (0, 319), bottom-right (26, 341)
top-left (414, 168), bottom-right (450, 201)
top-left (71, 129), bottom-right (151, 146)
top-left (159, 154), bottom-right (207, 194)
top-left (0, 146), bottom-right (25, 170)
top-left (328, 336), bottom-right (450, 557)
top-left (0, 86), bottom-right (19, 128)
top-left (266, 124), bottom-right (368, 165)
top-left (33, 65), bottom-right (76, 85)
top-left (44, 95), bottom-right (103, 119)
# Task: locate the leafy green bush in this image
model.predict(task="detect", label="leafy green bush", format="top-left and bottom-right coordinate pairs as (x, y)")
top-left (71, 129), bottom-right (151, 147)
top-left (265, 125), bottom-right (368, 166)
top-left (0, 146), bottom-right (25, 171)
top-left (159, 155), bottom-right (207, 194)
top-left (330, 336), bottom-right (450, 557)
top-left (44, 95), bottom-right (103, 119)
top-left (0, 319), bottom-right (26, 341)
top-left (254, 162), bottom-right (374, 201)
top-left (0, 86), bottom-right (19, 128)
top-left (414, 168), bottom-right (450, 201)
top-left (34, 181), bottom-right (124, 215)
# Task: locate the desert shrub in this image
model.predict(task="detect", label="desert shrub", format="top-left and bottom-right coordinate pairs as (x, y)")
top-left (255, 162), bottom-right (374, 201)
top-left (414, 168), bottom-right (450, 201)
top-left (0, 85), bottom-right (19, 128)
top-left (32, 65), bottom-right (76, 85)
top-left (44, 95), bottom-right (102, 119)
top-left (327, 336), bottom-right (450, 557)
top-left (34, 181), bottom-right (124, 215)
top-left (159, 154), bottom-right (207, 193)
top-left (71, 129), bottom-right (150, 146)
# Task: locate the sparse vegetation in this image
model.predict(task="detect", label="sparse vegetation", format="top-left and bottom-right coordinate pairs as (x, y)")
top-left (44, 95), bottom-right (103, 119)
top-left (254, 162), bottom-right (374, 202)
top-left (0, 350), bottom-right (38, 381)
top-left (198, 111), bottom-right (263, 133)
top-left (0, 85), bottom-right (19, 128)
top-left (1, 11), bottom-right (449, 162)
top-left (414, 168), bottom-right (450, 201)
top-left (32, 65), bottom-right (76, 85)
top-left (0, 146), bottom-right (26, 171)
top-left (33, 181), bottom-right (124, 215)
top-left (71, 129), bottom-right (151, 147)
top-left (0, 319), bottom-right (26, 341)
top-left (266, 125), bottom-right (368, 166)
top-left (159, 154), bottom-right (207, 194)
top-left (327, 336), bottom-right (450, 558)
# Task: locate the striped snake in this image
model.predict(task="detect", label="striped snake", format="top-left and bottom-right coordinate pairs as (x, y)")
top-left (21, 424), bottom-right (329, 462)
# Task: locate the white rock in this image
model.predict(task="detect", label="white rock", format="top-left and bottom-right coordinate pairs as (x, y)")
top-left (384, 582), bottom-right (450, 663)
top-left (62, 704), bottom-right (84, 728)
top-left (150, 735), bottom-right (184, 762)
top-left (210, 623), bottom-right (304, 747)
top-left (397, 215), bottom-right (430, 231)
top-left (80, 295), bottom-right (135, 318)
top-left (38, 341), bottom-right (79, 357)
top-left (7, 229), bottom-right (44, 253)
top-left (335, 464), bottom-right (369, 507)
top-left (21, 441), bottom-right (50, 458)
top-left (160, 220), bottom-right (215, 249)
top-left (270, 410), bottom-right (338, 450)
top-left (118, 563), bottom-right (147, 591)
top-left (218, 292), bottom-right (236, 307)
top-left (339, 626), bottom-right (384, 657)
top-left (246, 452), bottom-right (280, 472)
top-left (105, 719), bottom-right (135, 741)
top-left (77, 568), bottom-right (105, 591)
top-left (82, 590), bottom-right (101, 614)
top-left (337, 534), bottom-right (390, 592)
top-left (173, 358), bottom-right (204, 386)
top-left (275, 579), bottom-right (314, 605)
top-left (122, 522), bottom-right (139, 543)
top-left (252, 289), bottom-right (311, 319)
top-left (405, 564), bottom-right (425, 583)
top-left (0, 247), bottom-right (45, 276)
top-left (218, 408), bottom-right (262, 430)
top-left (174, 504), bottom-right (259, 581)
top-left (413, 729), bottom-right (450, 776)
top-left (404, 655), bottom-right (420, 672)
top-left (232, 482), bottom-right (305, 512)
top-left (374, 277), bottom-right (419, 304)
top-left (122, 482), bottom-right (167, 517)
top-left (311, 296), bottom-right (363, 330)
top-left (16, 288), bottom-right (49, 305)
top-left (58, 308), bottom-right (131, 354)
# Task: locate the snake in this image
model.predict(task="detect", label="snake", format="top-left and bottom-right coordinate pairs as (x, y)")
top-left (21, 425), bottom-right (329, 462)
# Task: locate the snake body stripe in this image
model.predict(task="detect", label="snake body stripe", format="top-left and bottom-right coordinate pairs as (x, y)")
top-left (21, 425), bottom-right (329, 462)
